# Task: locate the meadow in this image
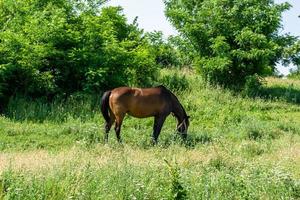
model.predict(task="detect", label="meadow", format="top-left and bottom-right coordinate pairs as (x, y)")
top-left (0, 69), bottom-right (299, 199)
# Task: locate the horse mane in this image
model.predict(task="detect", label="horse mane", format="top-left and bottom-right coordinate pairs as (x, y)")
top-left (159, 86), bottom-right (187, 119)
top-left (155, 85), bottom-right (167, 89)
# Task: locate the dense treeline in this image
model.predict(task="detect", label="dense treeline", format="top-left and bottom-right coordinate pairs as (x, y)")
top-left (1, 0), bottom-right (300, 108)
top-left (0, 0), bottom-right (165, 105)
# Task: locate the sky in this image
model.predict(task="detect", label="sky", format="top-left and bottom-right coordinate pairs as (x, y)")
top-left (105, 0), bottom-right (177, 36)
top-left (105, 0), bottom-right (300, 75)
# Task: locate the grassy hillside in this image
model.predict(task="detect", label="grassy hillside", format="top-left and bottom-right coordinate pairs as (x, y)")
top-left (0, 69), bottom-right (299, 199)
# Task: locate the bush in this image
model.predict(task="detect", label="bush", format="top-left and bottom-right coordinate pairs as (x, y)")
top-left (242, 74), bottom-right (264, 97)
top-left (158, 72), bottom-right (189, 91)
top-left (0, 1), bottom-right (157, 104)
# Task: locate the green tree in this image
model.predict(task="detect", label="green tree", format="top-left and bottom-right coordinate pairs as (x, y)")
top-left (145, 31), bottom-right (180, 67)
top-left (285, 40), bottom-right (300, 78)
top-left (164, 0), bottom-right (299, 86)
top-left (145, 31), bottom-right (195, 68)
top-left (0, 0), bottom-right (157, 105)
top-left (168, 35), bottom-right (196, 68)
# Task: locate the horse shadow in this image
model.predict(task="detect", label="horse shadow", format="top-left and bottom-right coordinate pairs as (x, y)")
top-left (247, 84), bottom-right (300, 105)
top-left (157, 131), bottom-right (213, 149)
top-left (259, 86), bottom-right (300, 104)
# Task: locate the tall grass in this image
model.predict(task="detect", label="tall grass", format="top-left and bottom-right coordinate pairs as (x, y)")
top-left (257, 77), bottom-right (300, 104)
top-left (5, 94), bottom-right (101, 123)
top-left (0, 69), bottom-right (300, 199)
top-left (1, 69), bottom-right (300, 150)
top-left (0, 148), bottom-right (299, 199)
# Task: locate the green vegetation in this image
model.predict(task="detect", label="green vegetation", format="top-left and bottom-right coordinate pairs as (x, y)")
top-left (1, 0), bottom-right (300, 199)
top-left (164, 0), bottom-right (300, 86)
top-left (0, 0), bottom-right (158, 106)
top-left (0, 70), bottom-right (299, 199)
top-left (145, 31), bottom-right (194, 68)
top-left (289, 72), bottom-right (300, 80)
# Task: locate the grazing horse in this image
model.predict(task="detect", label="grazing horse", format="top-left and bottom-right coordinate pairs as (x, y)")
top-left (100, 85), bottom-right (190, 144)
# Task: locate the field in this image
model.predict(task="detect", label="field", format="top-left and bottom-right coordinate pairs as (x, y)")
top-left (0, 69), bottom-right (300, 199)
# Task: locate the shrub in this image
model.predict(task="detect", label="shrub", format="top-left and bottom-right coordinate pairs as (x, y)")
top-left (242, 74), bottom-right (264, 97)
top-left (0, 1), bottom-right (157, 104)
top-left (165, 0), bottom-right (298, 86)
top-left (158, 72), bottom-right (189, 91)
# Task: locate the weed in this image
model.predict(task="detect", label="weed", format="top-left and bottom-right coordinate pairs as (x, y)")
top-left (165, 159), bottom-right (187, 200)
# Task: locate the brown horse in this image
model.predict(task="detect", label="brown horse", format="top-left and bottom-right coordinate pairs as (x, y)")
top-left (101, 85), bottom-right (190, 144)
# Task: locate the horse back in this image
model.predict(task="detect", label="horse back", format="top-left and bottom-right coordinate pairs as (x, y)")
top-left (109, 86), bottom-right (171, 118)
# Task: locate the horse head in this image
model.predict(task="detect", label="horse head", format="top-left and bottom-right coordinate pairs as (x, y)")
top-left (176, 115), bottom-right (190, 139)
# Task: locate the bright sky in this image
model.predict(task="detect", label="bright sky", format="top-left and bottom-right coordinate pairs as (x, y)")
top-left (105, 0), bottom-right (177, 36)
top-left (105, 0), bottom-right (300, 75)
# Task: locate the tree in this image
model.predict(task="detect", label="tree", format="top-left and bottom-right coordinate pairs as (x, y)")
top-left (145, 31), bottom-right (180, 67)
top-left (285, 40), bottom-right (300, 77)
top-left (167, 35), bottom-right (196, 68)
top-left (0, 0), bottom-right (157, 104)
top-left (164, 0), bottom-right (299, 86)
top-left (145, 31), bottom-right (195, 68)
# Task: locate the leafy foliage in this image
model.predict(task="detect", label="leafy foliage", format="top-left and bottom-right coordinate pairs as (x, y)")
top-left (164, 0), bottom-right (299, 86)
top-left (158, 70), bottom-right (189, 91)
top-left (242, 74), bottom-right (264, 97)
top-left (145, 31), bottom-right (195, 68)
top-left (0, 0), bottom-right (157, 103)
top-left (286, 40), bottom-right (300, 78)
top-left (145, 31), bottom-right (177, 67)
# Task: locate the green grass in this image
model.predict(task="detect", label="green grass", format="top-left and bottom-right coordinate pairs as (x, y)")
top-left (0, 69), bottom-right (299, 199)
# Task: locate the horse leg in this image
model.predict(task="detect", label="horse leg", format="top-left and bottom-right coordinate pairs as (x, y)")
top-left (104, 110), bottom-right (115, 143)
top-left (114, 113), bottom-right (125, 143)
top-left (152, 115), bottom-right (167, 144)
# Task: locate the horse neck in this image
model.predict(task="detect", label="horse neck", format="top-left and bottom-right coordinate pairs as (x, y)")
top-left (171, 95), bottom-right (186, 123)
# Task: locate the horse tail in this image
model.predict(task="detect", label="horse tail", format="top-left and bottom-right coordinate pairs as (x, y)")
top-left (101, 90), bottom-right (112, 123)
